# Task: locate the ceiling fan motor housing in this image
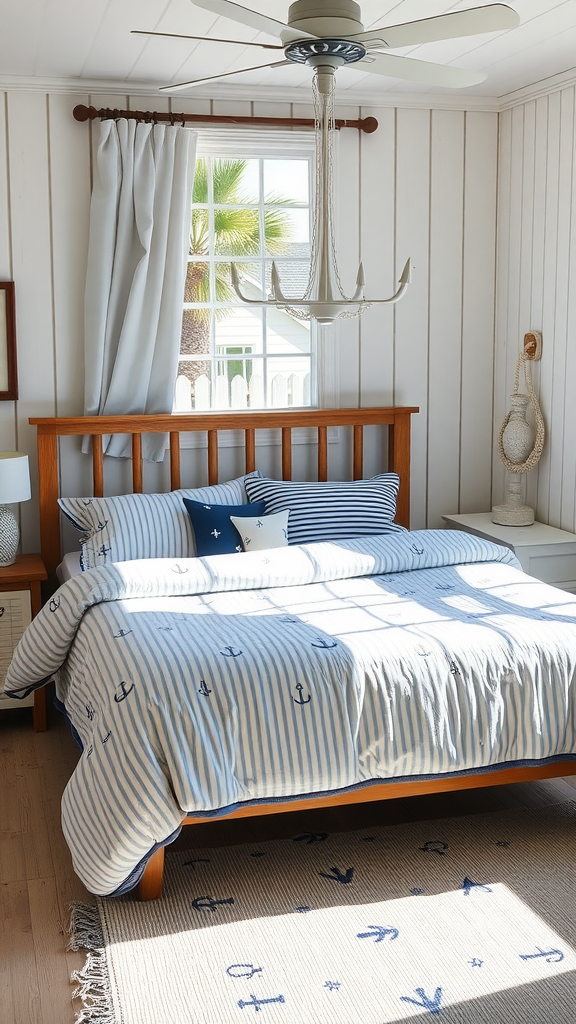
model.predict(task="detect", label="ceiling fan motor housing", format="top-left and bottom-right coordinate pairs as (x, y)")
top-left (285, 0), bottom-right (365, 39)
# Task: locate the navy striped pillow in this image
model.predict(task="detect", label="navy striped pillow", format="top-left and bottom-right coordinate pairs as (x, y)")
top-left (244, 474), bottom-right (405, 545)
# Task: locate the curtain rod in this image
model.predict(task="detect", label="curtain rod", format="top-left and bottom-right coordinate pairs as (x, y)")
top-left (73, 104), bottom-right (378, 134)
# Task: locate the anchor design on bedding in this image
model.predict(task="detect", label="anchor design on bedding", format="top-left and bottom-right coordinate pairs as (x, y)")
top-left (198, 680), bottom-right (212, 697)
top-left (49, 597), bottom-right (60, 612)
top-left (401, 987), bottom-right (442, 1015)
top-left (113, 629), bottom-right (132, 638)
top-left (221, 646), bottom-right (243, 658)
top-left (293, 683), bottom-right (311, 705)
top-left (311, 637), bottom-right (337, 649)
top-left (172, 564), bottom-right (188, 574)
top-left (114, 680), bottom-right (135, 703)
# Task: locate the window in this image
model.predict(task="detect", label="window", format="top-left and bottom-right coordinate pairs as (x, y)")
top-left (175, 132), bottom-right (319, 412)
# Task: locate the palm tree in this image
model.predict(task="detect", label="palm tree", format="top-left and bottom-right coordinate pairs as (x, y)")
top-left (180, 158), bottom-right (294, 387)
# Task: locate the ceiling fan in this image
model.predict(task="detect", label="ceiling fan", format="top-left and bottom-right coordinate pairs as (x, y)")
top-left (133, 1), bottom-right (520, 324)
top-left (134, 0), bottom-right (520, 93)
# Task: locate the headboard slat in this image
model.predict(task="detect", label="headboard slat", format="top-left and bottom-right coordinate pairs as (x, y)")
top-left (317, 426), bottom-right (328, 481)
top-left (169, 432), bottom-right (181, 490)
top-left (92, 435), bottom-right (104, 497)
top-left (353, 425), bottom-right (363, 480)
top-left (281, 428), bottom-right (292, 480)
top-left (245, 429), bottom-right (256, 474)
top-left (131, 434), bottom-right (143, 493)
top-left (207, 430), bottom-right (218, 485)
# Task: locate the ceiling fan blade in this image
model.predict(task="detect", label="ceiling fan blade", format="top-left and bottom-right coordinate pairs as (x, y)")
top-left (357, 51), bottom-right (487, 88)
top-left (187, 0), bottom-right (311, 43)
top-left (352, 4), bottom-right (520, 49)
top-left (132, 30), bottom-right (283, 50)
top-left (160, 59), bottom-right (292, 92)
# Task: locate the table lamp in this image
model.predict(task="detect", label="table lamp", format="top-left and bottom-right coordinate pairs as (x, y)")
top-left (0, 452), bottom-right (31, 566)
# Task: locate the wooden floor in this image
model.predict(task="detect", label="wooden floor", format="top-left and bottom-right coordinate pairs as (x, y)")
top-left (2, 702), bottom-right (576, 1024)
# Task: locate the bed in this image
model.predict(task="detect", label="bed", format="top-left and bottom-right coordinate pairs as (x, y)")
top-left (5, 407), bottom-right (576, 900)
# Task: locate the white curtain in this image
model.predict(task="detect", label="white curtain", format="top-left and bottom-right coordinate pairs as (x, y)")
top-left (83, 118), bottom-right (197, 461)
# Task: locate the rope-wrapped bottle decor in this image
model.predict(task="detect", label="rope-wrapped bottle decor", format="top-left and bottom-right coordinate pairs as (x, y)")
top-left (492, 345), bottom-right (545, 526)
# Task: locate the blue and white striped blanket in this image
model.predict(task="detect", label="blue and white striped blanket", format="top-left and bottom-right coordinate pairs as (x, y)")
top-left (6, 530), bottom-right (576, 896)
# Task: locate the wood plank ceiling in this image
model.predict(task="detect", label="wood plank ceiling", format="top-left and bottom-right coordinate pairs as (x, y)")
top-left (1, 0), bottom-right (575, 101)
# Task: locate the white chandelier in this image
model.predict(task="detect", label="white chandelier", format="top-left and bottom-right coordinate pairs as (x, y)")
top-left (230, 57), bottom-right (411, 326)
top-left (147, 1), bottom-right (521, 324)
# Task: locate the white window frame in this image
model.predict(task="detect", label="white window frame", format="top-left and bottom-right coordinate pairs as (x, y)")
top-left (175, 129), bottom-right (338, 444)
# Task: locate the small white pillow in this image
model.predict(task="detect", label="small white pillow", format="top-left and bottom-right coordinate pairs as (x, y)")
top-left (230, 509), bottom-right (289, 552)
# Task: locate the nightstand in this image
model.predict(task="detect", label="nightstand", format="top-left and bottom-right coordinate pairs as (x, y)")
top-left (441, 513), bottom-right (576, 592)
top-left (0, 553), bottom-right (48, 731)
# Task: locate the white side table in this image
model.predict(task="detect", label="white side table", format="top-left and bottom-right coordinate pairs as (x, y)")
top-left (441, 513), bottom-right (576, 592)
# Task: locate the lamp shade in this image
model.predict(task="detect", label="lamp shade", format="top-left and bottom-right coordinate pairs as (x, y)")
top-left (0, 452), bottom-right (31, 504)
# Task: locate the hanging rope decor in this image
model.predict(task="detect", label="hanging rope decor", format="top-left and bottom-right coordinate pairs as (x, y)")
top-left (497, 349), bottom-right (545, 474)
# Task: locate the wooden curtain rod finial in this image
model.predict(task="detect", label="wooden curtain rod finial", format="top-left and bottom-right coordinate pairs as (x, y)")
top-left (72, 104), bottom-right (378, 133)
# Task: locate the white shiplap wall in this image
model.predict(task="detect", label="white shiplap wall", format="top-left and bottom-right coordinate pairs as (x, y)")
top-left (0, 89), bottom-right (499, 551)
top-left (495, 86), bottom-right (576, 532)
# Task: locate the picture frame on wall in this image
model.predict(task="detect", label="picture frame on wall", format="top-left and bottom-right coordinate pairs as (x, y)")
top-left (0, 282), bottom-right (18, 401)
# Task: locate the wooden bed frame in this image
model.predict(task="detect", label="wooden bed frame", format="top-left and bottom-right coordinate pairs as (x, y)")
top-left (30, 406), bottom-right (576, 900)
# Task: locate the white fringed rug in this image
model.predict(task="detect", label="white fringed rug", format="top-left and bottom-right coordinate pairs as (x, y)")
top-left (69, 800), bottom-right (576, 1024)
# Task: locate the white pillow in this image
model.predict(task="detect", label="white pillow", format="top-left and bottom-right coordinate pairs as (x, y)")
top-left (230, 509), bottom-right (290, 552)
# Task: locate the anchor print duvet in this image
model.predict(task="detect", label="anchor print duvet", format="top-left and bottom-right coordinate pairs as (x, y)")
top-left (5, 530), bottom-right (576, 896)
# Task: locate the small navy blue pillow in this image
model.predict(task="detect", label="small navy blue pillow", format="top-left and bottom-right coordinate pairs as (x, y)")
top-left (182, 498), bottom-right (266, 556)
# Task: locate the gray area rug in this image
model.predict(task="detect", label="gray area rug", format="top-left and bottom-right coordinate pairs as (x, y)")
top-left (69, 800), bottom-right (576, 1023)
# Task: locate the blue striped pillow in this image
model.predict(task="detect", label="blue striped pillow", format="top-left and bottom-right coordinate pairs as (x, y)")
top-left (59, 472), bottom-right (262, 569)
top-left (244, 473), bottom-right (405, 545)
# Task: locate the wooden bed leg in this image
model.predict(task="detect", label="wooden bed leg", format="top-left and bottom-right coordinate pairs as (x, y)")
top-left (137, 846), bottom-right (165, 901)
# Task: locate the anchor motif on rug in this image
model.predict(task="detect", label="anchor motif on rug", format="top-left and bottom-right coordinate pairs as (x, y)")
top-left (357, 925), bottom-right (399, 943)
top-left (293, 683), bottom-right (311, 705)
top-left (462, 876), bottom-right (492, 896)
top-left (401, 987), bottom-right (442, 1015)
top-left (226, 964), bottom-right (263, 980)
top-left (318, 866), bottom-right (354, 884)
top-left (238, 994), bottom-right (285, 1011)
top-left (519, 946), bottom-right (564, 963)
top-left (191, 895), bottom-right (235, 913)
top-left (114, 680), bottom-right (135, 703)
top-left (419, 840), bottom-right (448, 856)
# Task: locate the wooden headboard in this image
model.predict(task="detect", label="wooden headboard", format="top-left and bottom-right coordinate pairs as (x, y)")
top-left (30, 407), bottom-right (418, 585)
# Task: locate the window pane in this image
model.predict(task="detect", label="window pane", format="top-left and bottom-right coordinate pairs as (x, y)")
top-left (264, 159), bottom-right (309, 205)
top-left (190, 207), bottom-right (209, 257)
top-left (181, 309), bottom-right (211, 356)
top-left (213, 158), bottom-right (259, 204)
top-left (265, 260), bottom-right (311, 299)
top-left (267, 356), bottom-right (311, 408)
top-left (212, 357), bottom-right (264, 410)
top-left (266, 310), bottom-right (311, 355)
top-left (265, 208), bottom-right (310, 257)
top-left (184, 261), bottom-right (210, 303)
top-left (215, 306), bottom-right (263, 355)
top-left (215, 261), bottom-right (263, 304)
top-left (214, 208), bottom-right (260, 255)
